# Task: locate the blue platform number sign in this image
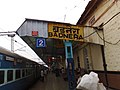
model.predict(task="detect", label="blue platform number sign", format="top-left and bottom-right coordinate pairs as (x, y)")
top-left (36, 38), bottom-right (46, 48)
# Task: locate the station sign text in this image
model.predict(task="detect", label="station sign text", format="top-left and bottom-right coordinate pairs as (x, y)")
top-left (48, 23), bottom-right (83, 41)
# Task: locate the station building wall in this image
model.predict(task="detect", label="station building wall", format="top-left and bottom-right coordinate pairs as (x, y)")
top-left (73, 43), bottom-right (103, 71)
top-left (76, 0), bottom-right (120, 89)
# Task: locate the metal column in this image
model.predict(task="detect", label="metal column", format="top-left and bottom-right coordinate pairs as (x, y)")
top-left (64, 40), bottom-right (76, 90)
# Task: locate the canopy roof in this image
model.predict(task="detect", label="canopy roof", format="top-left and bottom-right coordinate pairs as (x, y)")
top-left (16, 18), bottom-right (83, 64)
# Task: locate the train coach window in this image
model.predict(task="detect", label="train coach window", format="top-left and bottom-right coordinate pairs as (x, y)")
top-left (28, 69), bottom-right (31, 75)
top-left (15, 70), bottom-right (21, 79)
top-left (7, 70), bottom-right (13, 82)
top-left (0, 71), bottom-right (4, 84)
top-left (0, 54), bottom-right (4, 60)
top-left (26, 69), bottom-right (28, 76)
top-left (22, 69), bottom-right (25, 77)
top-left (26, 69), bottom-right (30, 76)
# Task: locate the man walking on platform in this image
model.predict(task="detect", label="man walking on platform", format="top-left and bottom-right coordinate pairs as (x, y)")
top-left (40, 69), bottom-right (44, 82)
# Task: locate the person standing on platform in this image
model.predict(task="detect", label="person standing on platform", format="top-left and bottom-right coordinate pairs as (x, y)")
top-left (40, 69), bottom-right (44, 82)
top-left (61, 67), bottom-right (65, 76)
top-left (44, 69), bottom-right (47, 80)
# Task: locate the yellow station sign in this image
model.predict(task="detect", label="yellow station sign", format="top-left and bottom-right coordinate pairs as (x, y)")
top-left (48, 23), bottom-right (84, 41)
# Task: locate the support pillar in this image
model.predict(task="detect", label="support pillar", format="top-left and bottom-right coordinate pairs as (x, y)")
top-left (64, 40), bottom-right (76, 90)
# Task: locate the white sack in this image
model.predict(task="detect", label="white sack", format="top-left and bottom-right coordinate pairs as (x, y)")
top-left (76, 74), bottom-right (90, 89)
top-left (89, 72), bottom-right (99, 90)
top-left (76, 71), bottom-right (99, 90)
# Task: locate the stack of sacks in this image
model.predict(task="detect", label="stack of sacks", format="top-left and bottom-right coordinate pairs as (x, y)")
top-left (76, 71), bottom-right (106, 90)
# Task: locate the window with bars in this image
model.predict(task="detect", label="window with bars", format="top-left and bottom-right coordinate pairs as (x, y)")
top-left (0, 70), bottom-right (4, 84)
top-left (0, 54), bottom-right (4, 60)
top-left (15, 70), bottom-right (21, 79)
top-left (7, 70), bottom-right (13, 82)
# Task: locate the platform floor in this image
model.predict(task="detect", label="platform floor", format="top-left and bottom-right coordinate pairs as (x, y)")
top-left (29, 72), bottom-right (68, 90)
top-left (28, 72), bottom-right (114, 90)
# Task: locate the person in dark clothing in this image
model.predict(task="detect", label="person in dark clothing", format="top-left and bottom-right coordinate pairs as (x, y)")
top-left (55, 68), bottom-right (60, 77)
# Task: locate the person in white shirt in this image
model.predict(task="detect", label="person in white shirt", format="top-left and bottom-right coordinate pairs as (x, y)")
top-left (40, 70), bottom-right (44, 82)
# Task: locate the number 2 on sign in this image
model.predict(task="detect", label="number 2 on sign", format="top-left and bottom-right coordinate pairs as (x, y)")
top-left (39, 40), bottom-right (43, 46)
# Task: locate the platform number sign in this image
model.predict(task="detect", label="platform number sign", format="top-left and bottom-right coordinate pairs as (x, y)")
top-left (36, 38), bottom-right (46, 48)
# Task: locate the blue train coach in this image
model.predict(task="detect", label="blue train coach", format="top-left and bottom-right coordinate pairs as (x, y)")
top-left (0, 46), bottom-right (42, 90)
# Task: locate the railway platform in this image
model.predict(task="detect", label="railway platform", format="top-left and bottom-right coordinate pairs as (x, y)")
top-left (28, 71), bottom-right (114, 90)
top-left (28, 72), bottom-right (68, 90)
